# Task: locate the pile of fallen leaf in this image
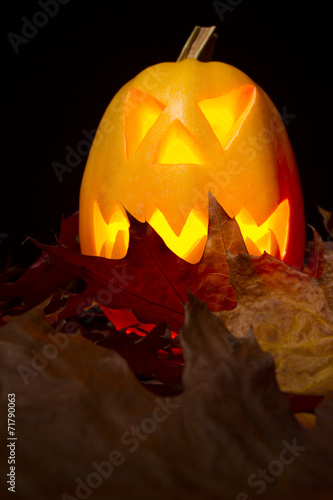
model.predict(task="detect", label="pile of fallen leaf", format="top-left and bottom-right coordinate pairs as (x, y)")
top-left (1, 195), bottom-right (332, 397)
top-left (0, 197), bottom-right (333, 499)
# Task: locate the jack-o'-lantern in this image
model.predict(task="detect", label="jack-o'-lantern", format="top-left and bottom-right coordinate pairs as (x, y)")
top-left (79, 58), bottom-right (305, 267)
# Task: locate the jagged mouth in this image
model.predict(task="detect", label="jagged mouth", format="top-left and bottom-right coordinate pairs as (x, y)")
top-left (92, 198), bottom-right (290, 264)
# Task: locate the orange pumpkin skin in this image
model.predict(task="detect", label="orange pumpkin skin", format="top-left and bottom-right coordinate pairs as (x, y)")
top-left (79, 59), bottom-right (305, 268)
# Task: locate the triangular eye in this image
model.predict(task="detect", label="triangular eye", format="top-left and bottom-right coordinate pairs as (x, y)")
top-left (155, 119), bottom-right (206, 164)
top-left (197, 84), bottom-right (256, 150)
top-left (125, 88), bottom-right (165, 159)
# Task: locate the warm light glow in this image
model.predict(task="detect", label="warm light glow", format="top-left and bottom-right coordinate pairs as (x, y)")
top-left (235, 199), bottom-right (290, 258)
top-left (197, 84), bottom-right (256, 150)
top-left (148, 207), bottom-right (208, 263)
top-left (125, 88), bottom-right (165, 159)
top-left (94, 202), bottom-right (129, 259)
top-left (92, 198), bottom-right (290, 263)
top-left (92, 199), bottom-right (290, 262)
top-left (155, 119), bottom-right (206, 164)
top-left (80, 59), bottom-right (305, 273)
top-left (93, 201), bottom-right (208, 263)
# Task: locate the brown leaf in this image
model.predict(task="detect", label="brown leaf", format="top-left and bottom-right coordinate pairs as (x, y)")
top-left (0, 298), bottom-right (332, 499)
top-left (89, 322), bottom-right (183, 390)
top-left (219, 249), bottom-right (333, 395)
top-left (0, 213), bottom-right (81, 323)
top-left (0, 195), bottom-right (246, 331)
top-left (186, 193), bottom-right (248, 309)
top-left (302, 226), bottom-right (324, 278)
top-left (0, 252), bottom-right (77, 322)
top-left (317, 205), bottom-right (333, 238)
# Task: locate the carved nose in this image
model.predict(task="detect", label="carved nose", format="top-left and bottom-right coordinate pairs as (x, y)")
top-left (155, 119), bottom-right (205, 164)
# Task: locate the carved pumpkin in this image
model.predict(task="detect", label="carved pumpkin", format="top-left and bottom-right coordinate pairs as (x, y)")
top-left (79, 58), bottom-right (305, 267)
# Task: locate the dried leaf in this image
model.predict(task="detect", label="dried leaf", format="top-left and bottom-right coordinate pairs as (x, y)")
top-left (219, 250), bottom-right (333, 395)
top-left (317, 205), bottom-right (333, 238)
top-left (302, 226), bottom-right (324, 278)
top-left (0, 213), bottom-right (81, 323)
top-left (0, 195), bottom-right (246, 331)
top-left (90, 322), bottom-right (183, 390)
top-left (1, 198), bottom-right (332, 398)
top-left (0, 297), bottom-right (332, 500)
top-left (0, 252), bottom-right (77, 322)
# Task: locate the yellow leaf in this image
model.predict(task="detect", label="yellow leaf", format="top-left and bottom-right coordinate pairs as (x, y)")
top-left (219, 247), bottom-right (333, 395)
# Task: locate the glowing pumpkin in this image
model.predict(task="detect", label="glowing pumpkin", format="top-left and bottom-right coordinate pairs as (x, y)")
top-left (79, 58), bottom-right (305, 267)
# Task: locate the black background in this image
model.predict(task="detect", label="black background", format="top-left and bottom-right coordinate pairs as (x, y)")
top-left (1, 0), bottom-right (332, 266)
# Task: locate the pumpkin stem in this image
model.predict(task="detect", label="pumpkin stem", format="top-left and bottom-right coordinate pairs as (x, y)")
top-left (177, 26), bottom-right (218, 62)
